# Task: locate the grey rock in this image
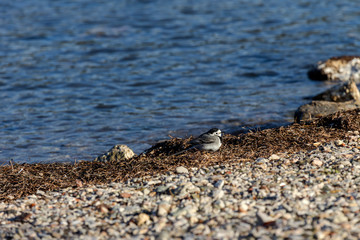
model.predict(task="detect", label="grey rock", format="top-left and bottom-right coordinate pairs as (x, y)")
top-left (157, 231), bottom-right (171, 240)
top-left (213, 180), bottom-right (225, 189)
top-left (294, 100), bottom-right (360, 122)
top-left (94, 144), bottom-right (135, 163)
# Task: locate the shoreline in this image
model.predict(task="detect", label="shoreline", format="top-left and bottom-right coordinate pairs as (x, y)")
top-left (1, 134), bottom-right (360, 239)
top-left (2, 109), bottom-right (360, 238)
top-left (2, 109), bottom-right (360, 202)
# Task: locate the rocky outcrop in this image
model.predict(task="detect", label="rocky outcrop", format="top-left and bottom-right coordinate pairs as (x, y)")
top-left (308, 56), bottom-right (360, 83)
top-left (312, 81), bottom-right (360, 102)
top-left (294, 100), bottom-right (360, 123)
top-left (295, 81), bottom-right (360, 122)
top-left (94, 144), bottom-right (135, 163)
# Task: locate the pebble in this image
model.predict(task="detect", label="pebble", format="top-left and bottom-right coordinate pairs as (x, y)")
top-left (2, 137), bottom-right (360, 239)
top-left (175, 166), bottom-right (189, 174)
top-left (256, 211), bottom-right (275, 226)
top-left (137, 213), bottom-right (150, 226)
top-left (157, 202), bottom-right (170, 217)
top-left (269, 154), bottom-right (281, 160)
top-left (213, 179), bottom-right (225, 189)
top-left (312, 158), bottom-right (323, 167)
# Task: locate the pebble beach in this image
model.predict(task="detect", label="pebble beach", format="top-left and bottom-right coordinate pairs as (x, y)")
top-left (2, 132), bottom-right (360, 239)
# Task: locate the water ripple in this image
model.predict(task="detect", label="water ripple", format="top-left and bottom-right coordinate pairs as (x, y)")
top-left (0, 0), bottom-right (358, 163)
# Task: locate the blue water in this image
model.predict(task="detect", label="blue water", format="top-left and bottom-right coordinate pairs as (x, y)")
top-left (1, 0), bottom-right (359, 163)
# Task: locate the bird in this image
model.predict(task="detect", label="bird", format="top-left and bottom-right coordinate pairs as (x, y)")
top-left (173, 128), bottom-right (222, 155)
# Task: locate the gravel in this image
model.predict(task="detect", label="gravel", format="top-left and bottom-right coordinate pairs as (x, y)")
top-left (2, 133), bottom-right (360, 239)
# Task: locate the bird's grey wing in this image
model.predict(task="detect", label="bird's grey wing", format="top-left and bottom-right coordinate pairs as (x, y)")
top-left (190, 134), bottom-right (215, 145)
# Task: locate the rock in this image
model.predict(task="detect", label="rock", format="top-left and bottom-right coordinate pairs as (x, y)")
top-left (211, 189), bottom-right (224, 200)
top-left (334, 140), bottom-right (345, 147)
top-left (175, 166), bottom-right (189, 174)
top-left (239, 202), bottom-right (249, 212)
top-left (172, 205), bottom-right (198, 218)
top-left (269, 154), bottom-right (281, 160)
top-left (213, 180), bottom-right (225, 189)
top-left (256, 211), bottom-right (276, 227)
top-left (177, 182), bottom-right (200, 198)
top-left (157, 231), bottom-right (171, 240)
top-left (137, 213), bottom-right (150, 226)
top-left (294, 100), bottom-right (360, 122)
top-left (313, 81), bottom-right (360, 102)
top-left (94, 144), bottom-right (135, 163)
top-left (333, 211), bottom-right (348, 224)
top-left (255, 157), bottom-right (268, 164)
top-left (213, 200), bottom-right (225, 209)
top-left (308, 56), bottom-right (360, 82)
top-left (157, 202), bottom-right (170, 217)
top-left (13, 212), bottom-right (32, 222)
top-left (120, 192), bottom-right (132, 198)
top-left (312, 158), bottom-right (323, 167)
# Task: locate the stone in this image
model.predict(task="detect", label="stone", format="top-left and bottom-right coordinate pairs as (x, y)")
top-left (239, 202), bottom-right (249, 212)
top-left (312, 158), bottom-right (323, 167)
top-left (211, 189), bottom-right (224, 200)
top-left (333, 211), bottom-right (348, 224)
top-left (334, 140), bottom-right (345, 146)
top-left (174, 182), bottom-right (200, 198)
top-left (308, 56), bottom-right (360, 82)
top-left (137, 213), bottom-right (150, 226)
top-left (94, 144), bottom-right (135, 163)
top-left (213, 180), bottom-right (225, 189)
top-left (120, 192), bottom-right (132, 198)
top-left (256, 211), bottom-right (276, 226)
top-left (269, 154), bottom-right (281, 160)
top-left (312, 81), bottom-right (360, 102)
top-left (175, 166), bottom-right (189, 174)
top-left (157, 202), bottom-right (170, 217)
top-left (157, 231), bottom-right (171, 240)
top-left (294, 100), bottom-right (360, 122)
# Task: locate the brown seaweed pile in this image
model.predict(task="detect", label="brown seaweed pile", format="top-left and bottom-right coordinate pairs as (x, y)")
top-left (1, 109), bottom-right (360, 202)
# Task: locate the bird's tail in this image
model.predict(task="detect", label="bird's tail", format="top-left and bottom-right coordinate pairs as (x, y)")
top-left (171, 146), bottom-right (195, 156)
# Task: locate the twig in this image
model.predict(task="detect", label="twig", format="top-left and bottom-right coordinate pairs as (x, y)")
top-left (9, 159), bottom-right (14, 171)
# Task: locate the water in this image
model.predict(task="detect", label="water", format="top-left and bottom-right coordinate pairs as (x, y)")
top-left (1, 0), bottom-right (359, 163)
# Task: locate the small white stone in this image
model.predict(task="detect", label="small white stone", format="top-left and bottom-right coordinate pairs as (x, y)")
top-left (312, 158), bottom-right (323, 167)
top-left (212, 189), bottom-right (224, 200)
top-left (335, 140), bottom-right (345, 146)
top-left (239, 202), bottom-right (249, 212)
top-left (333, 211), bottom-right (348, 224)
top-left (269, 154), bottom-right (281, 160)
top-left (157, 202), bottom-right (170, 217)
top-left (176, 166), bottom-right (189, 174)
top-left (143, 188), bottom-right (150, 195)
top-left (157, 231), bottom-right (170, 240)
